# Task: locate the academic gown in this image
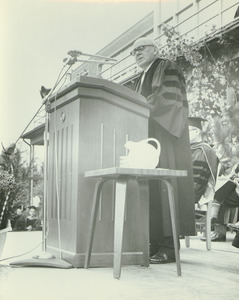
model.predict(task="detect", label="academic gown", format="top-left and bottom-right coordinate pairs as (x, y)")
top-left (133, 58), bottom-right (195, 237)
top-left (191, 142), bottom-right (219, 203)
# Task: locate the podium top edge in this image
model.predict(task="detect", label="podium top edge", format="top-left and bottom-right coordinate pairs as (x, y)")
top-left (49, 75), bottom-right (148, 105)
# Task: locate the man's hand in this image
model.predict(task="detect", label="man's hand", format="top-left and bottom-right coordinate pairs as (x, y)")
top-left (234, 178), bottom-right (239, 196)
top-left (229, 163), bottom-right (239, 179)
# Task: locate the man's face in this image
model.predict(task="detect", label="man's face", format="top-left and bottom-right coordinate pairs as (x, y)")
top-left (16, 208), bottom-right (22, 216)
top-left (7, 147), bottom-right (15, 155)
top-left (29, 208), bottom-right (36, 217)
top-left (4, 144), bottom-right (15, 155)
top-left (132, 44), bottom-right (156, 70)
top-left (189, 126), bottom-right (200, 144)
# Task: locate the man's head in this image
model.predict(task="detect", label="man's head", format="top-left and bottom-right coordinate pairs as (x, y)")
top-left (130, 37), bottom-right (159, 70)
top-left (188, 117), bottom-right (206, 144)
top-left (16, 207), bottom-right (22, 216)
top-left (28, 206), bottom-right (37, 217)
top-left (2, 143), bottom-right (16, 155)
top-left (189, 126), bottom-right (202, 144)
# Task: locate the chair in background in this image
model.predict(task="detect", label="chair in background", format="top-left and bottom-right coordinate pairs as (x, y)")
top-left (185, 164), bottom-right (222, 250)
top-left (185, 200), bottom-right (212, 250)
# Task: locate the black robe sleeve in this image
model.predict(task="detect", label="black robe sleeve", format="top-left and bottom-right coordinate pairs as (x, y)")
top-left (147, 60), bottom-right (188, 138)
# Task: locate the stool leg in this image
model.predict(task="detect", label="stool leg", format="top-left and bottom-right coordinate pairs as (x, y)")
top-left (113, 178), bottom-right (127, 279)
top-left (84, 179), bottom-right (108, 269)
top-left (205, 201), bottom-right (212, 251)
top-left (162, 179), bottom-right (182, 276)
top-left (137, 179), bottom-right (149, 267)
top-left (185, 236), bottom-right (190, 247)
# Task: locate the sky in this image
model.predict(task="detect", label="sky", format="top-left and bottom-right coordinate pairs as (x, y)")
top-left (0, 0), bottom-right (158, 161)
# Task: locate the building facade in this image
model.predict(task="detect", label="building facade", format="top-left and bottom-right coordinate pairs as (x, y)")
top-left (71, 0), bottom-right (239, 86)
top-left (21, 0), bottom-right (239, 212)
top-left (23, 0), bottom-right (239, 139)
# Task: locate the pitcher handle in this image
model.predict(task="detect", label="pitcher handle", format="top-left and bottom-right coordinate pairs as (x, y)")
top-left (144, 138), bottom-right (161, 151)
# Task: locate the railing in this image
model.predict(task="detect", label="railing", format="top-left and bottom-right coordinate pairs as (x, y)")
top-left (98, 0), bottom-right (239, 84)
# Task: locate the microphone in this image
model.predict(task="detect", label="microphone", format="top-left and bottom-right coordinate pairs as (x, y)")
top-left (40, 86), bottom-right (51, 99)
top-left (68, 50), bottom-right (82, 57)
top-left (63, 56), bottom-right (77, 66)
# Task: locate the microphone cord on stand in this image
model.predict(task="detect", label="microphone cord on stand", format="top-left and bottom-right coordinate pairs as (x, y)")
top-left (52, 75), bottom-right (68, 260)
top-left (14, 63), bottom-right (73, 145)
top-left (0, 60), bottom-right (75, 265)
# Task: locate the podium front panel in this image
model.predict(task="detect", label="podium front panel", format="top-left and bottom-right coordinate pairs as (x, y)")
top-left (46, 77), bottom-right (150, 267)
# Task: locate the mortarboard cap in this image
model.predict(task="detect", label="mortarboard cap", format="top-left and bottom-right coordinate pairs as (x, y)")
top-left (188, 117), bottom-right (207, 130)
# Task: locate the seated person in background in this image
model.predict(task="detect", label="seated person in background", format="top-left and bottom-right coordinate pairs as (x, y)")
top-left (26, 206), bottom-right (42, 231)
top-left (188, 117), bottom-right (219, 209)
top-left (228, 221), bottom-right (239, 248)
top-left (208, 163), bottom-right (239, 241)
top-left (232, 231), bottom-right (239, 248)
top-left (228, 221), bottom-right (239, 230)
top-left (11, 205), bottom-right (26, 231)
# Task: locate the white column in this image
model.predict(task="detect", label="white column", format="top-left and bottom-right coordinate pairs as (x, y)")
top-left (219, 0), bottom-right (223, 27)
top-left (193, 0), bottom-right (200, 39)
top-left (153, 0), bottom-right (162, 40)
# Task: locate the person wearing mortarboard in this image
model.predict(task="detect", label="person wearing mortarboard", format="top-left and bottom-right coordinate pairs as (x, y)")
top-left (211, 162), bottom-right (239, 242)
top-left (190, 118), bottom-right (239, 243)
top-left (10, 205), bottom-right (26, 231)
top-left (188, 117), bottom-right (219, 209)
top-left (0, 143), bottom-right (16, 173)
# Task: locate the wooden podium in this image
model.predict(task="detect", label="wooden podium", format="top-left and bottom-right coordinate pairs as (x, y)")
top-left (45, 76), bottom-right (150, 267)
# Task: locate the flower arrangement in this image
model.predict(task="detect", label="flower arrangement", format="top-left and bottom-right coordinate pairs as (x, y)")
top-left (0, 170), bottom-right (16, 230)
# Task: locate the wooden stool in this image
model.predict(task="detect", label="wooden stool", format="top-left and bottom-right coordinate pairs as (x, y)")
top-left (84, 167), bottom-right (187, 279)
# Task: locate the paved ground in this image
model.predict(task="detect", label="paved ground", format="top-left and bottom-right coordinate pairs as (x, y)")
top-left (0, 231), bottom-right (239, 300)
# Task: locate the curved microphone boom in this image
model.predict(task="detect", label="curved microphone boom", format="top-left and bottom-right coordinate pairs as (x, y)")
top-left (67, 50), bottom-right (117, 62)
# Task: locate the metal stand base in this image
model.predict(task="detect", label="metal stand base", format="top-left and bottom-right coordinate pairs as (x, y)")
top-left (10, 251), bottom-right (73, 269)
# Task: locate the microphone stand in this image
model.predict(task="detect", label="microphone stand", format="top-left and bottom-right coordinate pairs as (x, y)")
top-left (76, 59), bottom-right (116, 65)
top-left (9, 51), bottom-right (116, 268)
top-left (10, 62), bottom-right (75, 269)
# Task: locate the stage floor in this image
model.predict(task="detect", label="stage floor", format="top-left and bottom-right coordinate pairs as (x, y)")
top-left (0, 230), bottom-right (239, 300)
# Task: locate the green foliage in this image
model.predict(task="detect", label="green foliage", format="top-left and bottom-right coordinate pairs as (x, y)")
top-left (161, 24), bottom-right (239, 165)
top-left (0, 172), bottom-right (16, 229)
top-left (0, 147), bottom-right (44, 229)
top-left (0, 171), bottom-right (15, 191)
top-left (161, 24), bottom-right (228, 118)
top-left (160, 24), bottom-right (203, 68)
top-left (10, 149), bottom-right (31, 207)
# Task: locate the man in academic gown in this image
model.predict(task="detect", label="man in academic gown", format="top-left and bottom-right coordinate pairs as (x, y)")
top-left (188, 117), bottom-right (219, 208)
top-left (131, 37), bottom-right (195, 263)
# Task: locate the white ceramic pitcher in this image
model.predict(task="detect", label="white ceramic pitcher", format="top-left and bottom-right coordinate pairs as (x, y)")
top-left (124, 138), bottom-right (161, 169)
